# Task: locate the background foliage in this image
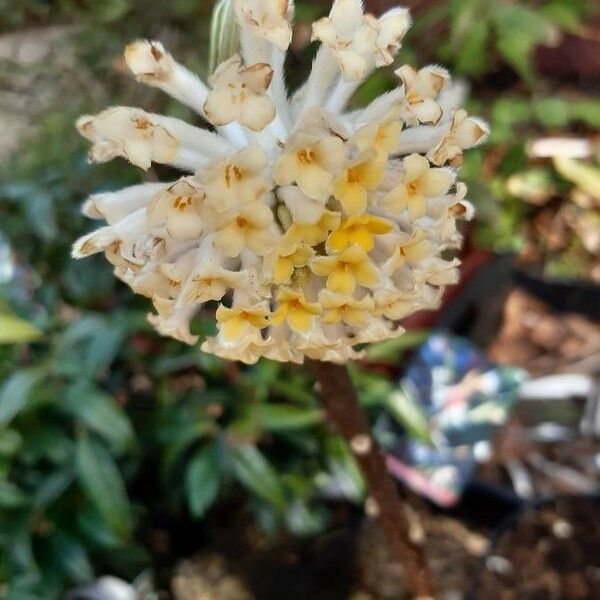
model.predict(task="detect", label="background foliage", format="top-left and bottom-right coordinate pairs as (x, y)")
top-left (0, 1), bottom-right (598, 598)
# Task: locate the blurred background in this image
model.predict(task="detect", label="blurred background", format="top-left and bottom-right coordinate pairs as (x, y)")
top-left (0, 1), bottom-right (598, 599)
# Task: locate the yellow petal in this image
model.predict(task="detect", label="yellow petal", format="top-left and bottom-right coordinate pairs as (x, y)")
top-left (347, 227), bottom-right (374, 252)
top-left (274, 257), bottom-right (294, 284)
top-left (328, 268), bottom-right (356, 295)
top-left (367, 216), bottom-right (393, 234)
top-left (327, 229), bottom-right (350, 253)
top-left (353, 261), bottom-right (379, 288)
top-left (310, 256), bottom-right (337, 277)
top-left (335, 182), bottom-right (368, 215)
top-left (221, 316), bottom-right (250, 342)
top-left (421, 168), bottom-right (454, 197)
top-left (289, 309), bottom-right (314, 333)
top-left (270, 304), bottom-right (289, 326)
top-left (298, 164), bottom-right (333, 201)
top-left (321, 309), bottom-right (342, 325)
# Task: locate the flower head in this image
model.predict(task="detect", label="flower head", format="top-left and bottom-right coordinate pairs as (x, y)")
top-left (312, 0), bottom-right (410, 81)
top-left (73, 0), bottom-right (486, 364)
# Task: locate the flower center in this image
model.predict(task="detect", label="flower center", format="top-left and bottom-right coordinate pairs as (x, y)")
top-left (347, 167), bottom-right (361, 184)
top-left (406, 182), bottom-right (419, 195)
top-left (298, 149), bottom-right (317, 165)
top-left (173, 196), bottom-right (192, 211)
top-left (224, 165), bottom-right (243, 188)
top-left (236, 216), bottom-right (248, 228)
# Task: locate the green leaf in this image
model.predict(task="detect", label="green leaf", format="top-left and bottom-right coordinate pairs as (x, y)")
top-left (65, 383), bottom-right (135, 453)
top-left (386, 388), bottom-right (433, 445)
top-left (209, 0), bottom-right (240, 74)
top-left (232, 445), bottom-right (286, 511)
top-left (455, 19), bottom-right (490, 76)
top-left (76, 435), bottom-right (133, 540)
top-left (258, 405), bottom-right (323, 432)
top-left (0, 429), bottom-right (22, 456)
top-left (0, 369), bottom-right (44, 426)
top-left (49, 530), bottom-right (94, 584)
top-left (0, 310), bottom-right (43, 344)
top-left (570, 100), bottom-right (600, 128)
top-left (366, 330), bottom-right (429, 361)
top-left (533, 97), bottom-right (570, 128)
top-left (540, 0), bottom-right (589, 32)
top-left (0, 481), bottom-right (29, 508)
top-left (33, 470), bottom-right (75, 508)
top-left (492, 4), bottom-right (556, 82)
top-left (323, 436), bottom-right (365, 503)
top-left (185, 441), bottom-right (220, 518)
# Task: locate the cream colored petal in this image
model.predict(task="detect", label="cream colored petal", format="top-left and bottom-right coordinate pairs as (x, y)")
top-left (278, 186), bottom-right (325, 225)
top-left (125, 40), bottom-right (174, 83)
top-left (336, 49), bottom-right (369, 82)
top-left (375, 8), bottom-right (411, 66)
top-left (311, 18), bottom-right (338, 45)
top-left (330, 0), bottom-right (364, 35)
top-left (403, 153), bottom-right (430, 182)
top-left (274, 153), bottom-right (300, 187)
top-left (166, 210), bottom-right (203, 241)
top-left (421, 168), bottom-right (455, 197)
top-left (242, 62), bottom-right (274, 93)
top-left (239, 95), bottom-right (276, 131)
top-left (317, 136), bottom-right (347, 175)
top-left (411, 98), bottom-right (442, 125)
top-left (215, 224), bottom-right (245, 257)
top-left (204, 90), bottom-right (240, 127)
top-left (298, 165), bottom-right (333, 201)
top-left (353, 261), bottom-right (379, 288)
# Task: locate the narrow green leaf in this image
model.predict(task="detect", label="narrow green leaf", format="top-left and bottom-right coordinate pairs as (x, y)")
top-left (76, 435), bottom-right (133, 540)
top-left (324, 436), bottom-right (365, 503)
top-left (0, 311), bottom-right (43, 344)
top-left (209, 0), bottom-right (240, 73)
top-left (232, 445), bottom-right (286, 511)
top-left (386, 388), bottom-right (433, 445)
top-left (65, 383), bottom-right (134, 452)
top-left (49, 530), bottom-right (94, 584)
top-left (185, 441), bottom-right (220, 518)
top-left (259, 405), bottom-right (323, 431)
top-left (0, 369), bottom-right (44, 426)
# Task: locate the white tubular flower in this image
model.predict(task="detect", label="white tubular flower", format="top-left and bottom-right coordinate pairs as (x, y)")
top-left (125, 41), bottom-right (208, 116)
top-left (73, 1), bottom-right (485, 364)
top-left (205, 54), bottom-right (276, 131)
top-left (396, 65), bottom-right (449, 126)
top-left (234, 0), bottom-right (293, 51)
top-left (82, 182), bottom-right (167, 225)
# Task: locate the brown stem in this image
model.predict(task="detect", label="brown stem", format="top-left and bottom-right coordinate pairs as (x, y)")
top-left (310, 360), bottom-right (434, 599)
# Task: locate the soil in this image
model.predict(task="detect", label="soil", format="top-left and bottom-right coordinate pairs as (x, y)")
top-left (169, 497), bottom-right (600, 600)
top-left (471, 498), bottom-right (600, 600)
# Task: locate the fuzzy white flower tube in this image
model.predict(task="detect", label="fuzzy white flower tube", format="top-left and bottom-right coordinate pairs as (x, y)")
top-left (73, 0), bottom-right (488, 366)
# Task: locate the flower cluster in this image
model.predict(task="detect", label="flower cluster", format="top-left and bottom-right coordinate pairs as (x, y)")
top-left (73, 0), bottom-right (488, 364)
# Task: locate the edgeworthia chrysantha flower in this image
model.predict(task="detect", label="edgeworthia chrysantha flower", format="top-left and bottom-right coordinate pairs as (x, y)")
top-left (73, 0), bottom-right (488, 365)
